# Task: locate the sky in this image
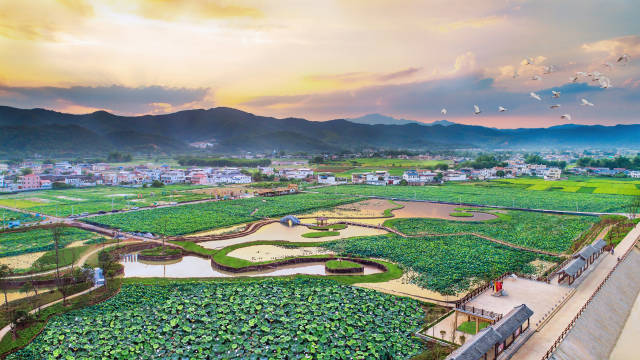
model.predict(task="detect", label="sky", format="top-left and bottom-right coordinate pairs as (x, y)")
top-left (0, 0), bottom-right (639, 128)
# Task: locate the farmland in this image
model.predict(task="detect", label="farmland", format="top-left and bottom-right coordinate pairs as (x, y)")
top-left (322, 234), bottom-right (561, 295)
top-left (9, 279), bottom-right (426, 359)
top-left (0, 227), bottom-right (98, 258)
top-left (314, 158), bottom-right (450, 177)
top-left (0, 184), bottom-right (213, 217)
top-left (386, 209), bottom-right (598, 253)
top-left (85, 193), bottom-right (358, 236)
top-left (314, 183), bottom-right (633, 213)
top-left (490, 176), bottom-right (640, 196)
top-left (0, 208), bottom-right (41, 225)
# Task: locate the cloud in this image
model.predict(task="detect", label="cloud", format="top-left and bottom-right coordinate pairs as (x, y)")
top-left (437, 15), bottom-right (504, 33)
top-left (582, 35), bottom-right (640, 63)
top-left (0, 1), bottom-right (94, 41)
top-left (0, 84), bottom-right (213, 115)
top-left (307, 67), bottom-right (422, 84)
top-left (118, 0), bottom-right (262, 21)
top-left (241, 72), bottom-right (640, 127)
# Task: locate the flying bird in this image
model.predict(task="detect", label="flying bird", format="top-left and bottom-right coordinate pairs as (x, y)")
top-left (552, 91), bottom-right (561, 98)
top-left (603, 62), bottom-right (614, 70)
top-left (570, 76), bottom-right (579, 83)
top-left (531, 75), bottom-right (542, 81)
top-left (581, 98), bottom-right (594, 106)
top-left (530, 92), bottom-right (542, 101)
top-left (561, 114), bottom-right (572, 121)
top-left (599, 76), bottom-right (611, 88)
top-left (575, 71), bottom-right (588, 77)
top-left (441, 108), bottom-right (447, 115)
top-left (590, 71), bottom-right (602, 81)
top-left (522, 57), bottom-right (534, 65)
top-left (617, 54), bottom-right (630, 64)
top-left (543, 65), bottom-right (556, 74)
top-left (549, 104), bottom-right (561, 109)
top-left (473, 105), bottom-right (481, 115)
top-left (498, 106), bottom-right (507, 112)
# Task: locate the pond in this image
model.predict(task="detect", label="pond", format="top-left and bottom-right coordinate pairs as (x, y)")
top-left (120, 255), bottom-right (383, 278)
top-left (392, 201), bottom-right (497, 221)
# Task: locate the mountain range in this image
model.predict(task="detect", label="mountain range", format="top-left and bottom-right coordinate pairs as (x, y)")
top-left (0, 105), bottom-right (639, 155)
top-left (347, 113), bottom-right (457, 127)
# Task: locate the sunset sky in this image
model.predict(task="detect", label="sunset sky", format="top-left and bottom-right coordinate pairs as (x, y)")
top-left (1, 0), bottom-right (639, 128)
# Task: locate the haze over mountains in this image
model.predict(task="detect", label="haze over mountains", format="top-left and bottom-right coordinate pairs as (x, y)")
top-left (347, 114), bottom-right (457, 127)
top-left (1, 105), bottom-right (638, 155)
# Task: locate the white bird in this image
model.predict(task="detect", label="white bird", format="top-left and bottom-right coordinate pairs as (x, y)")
top-left (550, 104), bottom-right (561, 109)
top-left (522, 57), bottom-right (534, 65)
top-left (590, 71), bottom-right (602, 81)
top-left (512, 70), bottom-right (519, 79)
top-left (599, 76), bottom-right (611, 89)
top-left (581, 98), bottom-right (594, 106)
top-left (552, 90), bottom-right (561, 98)
top-left (561, 114), bottom-right (572, 121)
top-left (603, 62), bottom-right (614, 70)
top-left (531, 75), bottom-right (542, 81)
top-left (543, 65), bottom-right (556, 74)
top-left (617, 54), bottom-right (630, 64)
top-left (498, 106), bottom-right (507, 112)
top-left (441, 108), bottom-right (447, 115)
top-left (473, 105), bottom-right (481, 115)
top-left (530, 92), bottom-right (542, 101)
top-left (576, 71), bottom-right (588, 77)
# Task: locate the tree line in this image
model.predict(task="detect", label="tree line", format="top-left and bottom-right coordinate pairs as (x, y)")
top-left (176, 156), bottom-right (272, 167)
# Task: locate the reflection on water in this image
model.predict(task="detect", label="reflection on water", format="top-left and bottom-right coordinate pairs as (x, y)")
top-left (393, 202), bottom-right (497, 221)
top-left (121, 255), bottom-right (382, 278)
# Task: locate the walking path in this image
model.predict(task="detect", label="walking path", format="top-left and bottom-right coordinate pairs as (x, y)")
top-left (511, 223), bottom-right (640, 360)
top-left (0, 284), bottom-right (101, 341)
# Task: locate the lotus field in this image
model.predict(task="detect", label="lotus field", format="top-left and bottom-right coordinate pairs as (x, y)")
top-left (386, 209), bottom-right (598, 253)
top-left (85, 193), bottom-right (359, 236)
top-left (314, 183), bottom-right (633, 212)
top-left (9, 279), bottom-right (426, 359)
top-left (0, 185), bottom-right (212, 217)
top-left (322, 234), bottom-right (561, 295)
top-left (0, 227), bottom-right (97, 257)
top-left (0, 209), bottom-right (41, 225)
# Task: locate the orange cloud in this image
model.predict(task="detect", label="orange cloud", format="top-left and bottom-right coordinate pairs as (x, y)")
top-left (582, 35), bottom-right (640, 58)
top-left (124, 0), bottom-right (262, 21)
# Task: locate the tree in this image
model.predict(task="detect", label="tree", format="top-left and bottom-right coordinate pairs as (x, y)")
top-left (10, 309), bottom-right (30, 340)
top-left (399, 179), bottom-right (408, 186)
top-left (151, 180), bottom-right (164, 188)
top-left (496, 170), bottom-right (505, 178)
top-left (0, 264), bottom-right (12, 310)
top-left (51, 226), bottom-right (65, 305)
top-left (627, 195), bottom-right (640, 219)
top-left (20, 168), bottom-right (33, 176)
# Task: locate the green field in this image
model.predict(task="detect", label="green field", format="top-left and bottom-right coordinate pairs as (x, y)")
top-left (322, 234), bottom-right (561, 295)
top-left (0, 227), bottom-right (98, 258)
top-left (0, 185), bottom-right (213, 217)
top-left (0, 209), bottom-right (41, 226)
top-left (9, 279), bottom-right (426, 359)
top-left (314, 183), bottom-right (633, 213)
top-left (85, 193), bottom-right (358, 236)
top-left (386, 209), bottom-right (598, 253)
top-left (314, 158), bottom-right (449, 177)
top-left (492, 176), bottom-right (640, 196)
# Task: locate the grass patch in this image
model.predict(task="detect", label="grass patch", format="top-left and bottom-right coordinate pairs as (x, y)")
top-left (308, 224), bottom-right (347, 230)
top-left (14, 245), bottom-right (93, 274)
top-left (325, 259), bottom-right (361, 270)
top-left (301, 231), bottom-right (340, 238)
top-left (449, 212), bottom-right (473, 218)
top-left (457, 320), bottom-right (490, 335)
top-left (576, 187), bottom-right (597, 193)
top-left (138, 246), bottom-right (182, 257)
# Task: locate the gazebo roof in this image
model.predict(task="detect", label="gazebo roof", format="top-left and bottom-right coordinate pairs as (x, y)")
top-left (575, 245), bottom-right (596, 261)
top-left (561, 258), bottom-right (586, 277)
top-left (591, 239), bottom-right (607, 252)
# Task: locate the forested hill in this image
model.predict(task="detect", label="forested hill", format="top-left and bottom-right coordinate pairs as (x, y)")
top-left (1, 105), bottom-right (639, 155)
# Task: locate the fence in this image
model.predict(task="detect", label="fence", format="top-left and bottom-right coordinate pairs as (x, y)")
top-left (456, 304), bottom-right (503, 321)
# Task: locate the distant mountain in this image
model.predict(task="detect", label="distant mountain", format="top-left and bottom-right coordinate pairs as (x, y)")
top-left (0, 105), bottom-right (639, 155)
top-left (347, 114), bottom-right (457, 127)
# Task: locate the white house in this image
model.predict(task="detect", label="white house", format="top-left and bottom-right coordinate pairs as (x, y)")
top-left (161, 170), bottom-right (186, 184)
top-left (278, 168), bottom-right (313, 180)
top-left (629, 171), bottom-right (640, 179)
top-left (317, 173), bottom-right (337, 184)
top-left (544, 167), bottom-right (562, 180)
top-left (402, 170), bottom-right (419, 183)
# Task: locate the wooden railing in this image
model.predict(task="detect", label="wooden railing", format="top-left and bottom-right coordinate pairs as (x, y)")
top-left (456, 304), bottom-right (503, 321)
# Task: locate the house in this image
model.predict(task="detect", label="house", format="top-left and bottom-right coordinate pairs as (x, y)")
top-left (257, 167), bottom-right (274, 175)
top-left (18, 174), bottom-right (41, 189)
top-left (443, 171), bottom-right (467, 182)
top-left (190, 173), bottom-right (209, 185)
top-left (402, 170), bottom-right (419, 183)
top-left (317, 173), bottom-right (337, 184)
top-left (351, 173), bottom-right (367, 184)
top-left (161, 170), bottom-right (186, 184)
top-left (629, 171), bottom-right (640, 178)
top-left (278, 168), bottom-right (314, 180)
top-left (544, 167), bottom-right (562, 180)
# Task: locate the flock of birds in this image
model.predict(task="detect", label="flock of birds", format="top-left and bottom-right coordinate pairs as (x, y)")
top-left (439, 53), bottom-right (631, 122)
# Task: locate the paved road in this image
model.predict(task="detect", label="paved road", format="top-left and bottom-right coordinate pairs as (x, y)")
top-left (511, 223), bottom-right (640, 360)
